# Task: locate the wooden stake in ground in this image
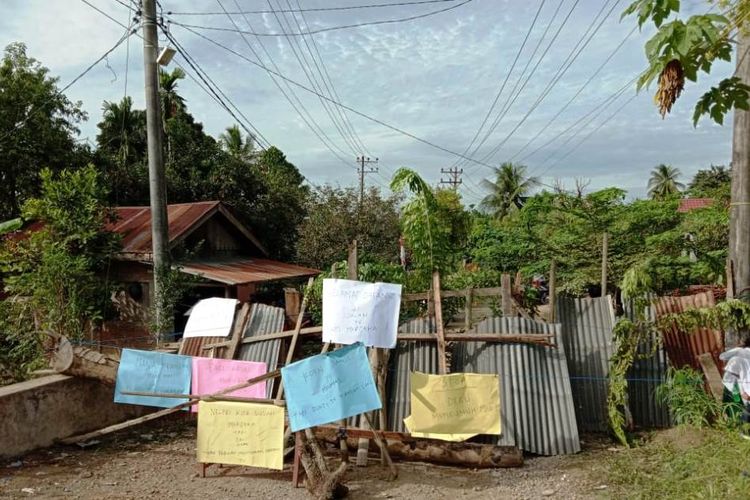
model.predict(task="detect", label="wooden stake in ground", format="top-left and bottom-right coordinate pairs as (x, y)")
top-left (433, 271), bottom-right (448, 375)
top-left (275, 276), bottom-right (315, 402)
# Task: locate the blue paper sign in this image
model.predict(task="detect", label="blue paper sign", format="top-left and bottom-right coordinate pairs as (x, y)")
top-left (282, 343), bottom-right (382, 432)
top-left (114, 349), bottom-right (192, 408)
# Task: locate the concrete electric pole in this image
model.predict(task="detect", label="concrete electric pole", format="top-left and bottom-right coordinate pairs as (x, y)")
top-left (440, 167), bottom-right (463, 189)
top-left (142, 0), bottom-right (170, 336)
top-left (357, 155), bottom-right (379, 204)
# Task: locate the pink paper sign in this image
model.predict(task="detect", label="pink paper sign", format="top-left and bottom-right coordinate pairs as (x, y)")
top-left (191, 358), bottom-right (268, 413)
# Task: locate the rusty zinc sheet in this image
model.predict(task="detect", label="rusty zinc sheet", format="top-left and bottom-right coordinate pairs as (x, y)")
top-left (556, 295), bottom-right (615, 433)
top-left (623, 300), bottom-right (671, 429)
top-left (452, 317), bottom-right (580, 456)
top-left (654, 292), bottom-right (724, 372)
top-left (107, 201), bottom-right (221, 256)
top-left (178, 337), bottom-right (227, 358)
top-left (180, 258), bottom-right (319, 285)
top-left (385, 318), bottom-right (440, 432)
top-left (236, 303), bottom-right (285, 398)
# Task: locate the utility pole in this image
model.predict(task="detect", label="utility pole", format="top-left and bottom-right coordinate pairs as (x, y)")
top-left (357, 155), bottom-right (379, 203)
top-left (729, 31), bottom-right (750, 346)
top-left (142, 0), bottom-right (170, 337)
top-left (440, 167), bottom-right (463, 189)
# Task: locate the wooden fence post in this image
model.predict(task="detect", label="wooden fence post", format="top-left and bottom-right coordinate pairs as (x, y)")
top-left (501, 273), bottom-right (513, 316)
top-left (549, 260), bottom-right (557, 322)
top-left (433, 271), bottom-right (448, 375)
top-left (601, 232), bottom-right (609, 297)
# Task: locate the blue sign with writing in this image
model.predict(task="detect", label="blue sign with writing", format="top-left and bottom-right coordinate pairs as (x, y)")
top-left (114, 349), bottom-right (192, 408)
top-left (282, 343), bottom-right (381, 432)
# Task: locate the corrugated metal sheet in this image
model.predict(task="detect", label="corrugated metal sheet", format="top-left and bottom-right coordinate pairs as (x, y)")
top-left (453, 317), bottom-right (580, 455)
top-left (385, 318), bottom-right (440, 432)
top-left (178, 336), bottom-right (227, 358)
top-left (236, 303), bottom-right (285, 398)
top-left (181, 258), bottom-right (319, 285)
top-left (654, 292), bottom-right (724, 371)
top-left (107, 201), bottom-right (220, 255)
top-left (556, 295), bottom-right (615, 433)
top-left (623, 300), bottom-right (671, 428)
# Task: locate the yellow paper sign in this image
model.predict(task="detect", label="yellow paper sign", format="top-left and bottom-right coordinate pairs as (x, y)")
top-left (403, 415), bottom-right (476, 442)
top-left (196, 401), bottom-right (284, 470)
top-left (405, 372), bottom-right (501, 437)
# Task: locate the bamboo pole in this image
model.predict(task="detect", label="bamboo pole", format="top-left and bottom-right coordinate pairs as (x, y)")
top-left (275, 277), bottom-right (315, 402)
top-left (433, 271), bottom-right (448, 375)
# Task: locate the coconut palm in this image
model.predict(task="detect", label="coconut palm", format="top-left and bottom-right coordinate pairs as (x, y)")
top-left (219, 125), bottom-right (256, 161)
top-left (95, 96), bottom-right (146, 166)
top-left (159, 67), bottom-right (186, 121)
top-left (480, 162), bottom-right (539, 219)
top-left (648, 164), bottom-right (684, 200)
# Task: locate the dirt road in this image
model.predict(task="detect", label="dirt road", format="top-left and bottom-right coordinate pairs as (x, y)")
top-left (0, 418), bottom-right (611, 499)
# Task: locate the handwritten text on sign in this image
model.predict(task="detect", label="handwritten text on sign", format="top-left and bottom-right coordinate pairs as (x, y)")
top-left (191, 358), bottom-right (267, 413)
top-left (196, 401), bottom-right (284, 470)
top-left (322, 279), bottom-right (402, 348)
top-left (405, 372), bottom-right (501, 436)
top-left (114, 349), bottom-right (192, 408)
top-left (282, 342), bottom-right (382, 432)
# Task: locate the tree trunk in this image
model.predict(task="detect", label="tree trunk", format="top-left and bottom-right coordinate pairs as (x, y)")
top-left (51, 336), bottom-right (119, 384)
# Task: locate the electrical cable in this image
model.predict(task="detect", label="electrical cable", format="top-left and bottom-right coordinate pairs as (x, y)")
top-left (168, 0), bottom-right (462, 16)
top-left (172, 22), bottom-right (499, 168)
top-left (0, 3), bottom-right (135, 144)
top-left (168, 0), bottom-right (473, 36)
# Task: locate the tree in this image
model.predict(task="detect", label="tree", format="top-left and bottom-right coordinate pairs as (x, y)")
top-left (623, 0), bottom-right (749, 124)
top-left (159, 67), bottom-right (186, 121)
top-left (0, 43), bottom-right (88, 220)
top-left (479, 162), bottom-right (539, 219)
top-left (648, 164), bottom-right (684, 200)
top-left (249, 147), bottom-right (309, 260)
top-left (0, 165), bottom-right (119, 381)
top-left (219, 124), bottom-right (255, 162)
top-left (688, 165), bottom-right (731, 198)
top-left (296, 186), bottom-right (401, 269)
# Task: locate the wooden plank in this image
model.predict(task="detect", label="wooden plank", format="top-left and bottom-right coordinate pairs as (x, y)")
top-left (59, 370), bottom-right (282, 445)
top-left (549, 260), bottom-right (557, 322)
top-left (227, 303), bottom-right (251, 360)
top-left (433, 271), bottom-right (448, 375)
top-left (275, 277), bottom-right (315, 402)
top-left (698, 353), bottom-right (725, 403)
top-left (464, 288), bottom-right (473, 331)
top-left (119, 390), bottom-right (286, 406)
top-left (501, 274), bottom-right (513, 316)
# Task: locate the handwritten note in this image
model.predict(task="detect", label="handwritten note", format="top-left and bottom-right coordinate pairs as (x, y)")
top-left (191, 358), bottom-right (267, 413)
top-left (196, 401), bottom-right (284, 470)
top-left (114, 349), bottom-right (192, 408)
top-left (282, 342), bottom-right (382, 432)
top-left (404, 372), bottom-right (501, 437)
top-left (183, 297), bottom-right (238, 338)
top-left (322, 279), bottom-right (402, 348)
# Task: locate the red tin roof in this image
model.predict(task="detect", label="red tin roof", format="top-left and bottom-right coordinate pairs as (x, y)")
top-left (677, 198), bottom-right (714, 213)
top-left (180, 258), bottom-right (319, 285)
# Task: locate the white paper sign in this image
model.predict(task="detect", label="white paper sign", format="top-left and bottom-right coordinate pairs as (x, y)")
top-left (322, 279), bottom-right (402, 348)
top-left (183, 297), bottom-right (238, 338)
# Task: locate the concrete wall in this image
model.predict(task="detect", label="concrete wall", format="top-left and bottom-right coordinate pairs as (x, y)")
top-left (0, 375), bottom-right (150, 459)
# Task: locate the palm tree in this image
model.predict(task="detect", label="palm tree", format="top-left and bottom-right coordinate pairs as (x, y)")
top-left (96, 96), bottom-right (146, 166)
top-left (648, 164), bottom-right (684, 200)
top-left (480, 162), bottom-right (539, 218)
top-left (159, 67), bottom-right (186, 121)
top-left (219, 125), bottom-right (255, 161)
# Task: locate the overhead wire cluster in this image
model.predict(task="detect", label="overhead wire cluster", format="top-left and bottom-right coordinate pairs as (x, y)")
top-left (76, 0), bottom-right (658, 204)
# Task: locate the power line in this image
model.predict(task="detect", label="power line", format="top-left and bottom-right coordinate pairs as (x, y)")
top-left (215, 0), bottom-right (357, 167)
top-left (173, 22), bottom-right (498, 168)
top-left (163, 29), bottom-right (272, 148)
top-left (509, 23), bottom-right (638, 162)
top-left (290, 0), bottom-right (372, 156)
top-left (456, 0), bottom-right (570, 170)
top-left (450, 0), bottom-right (546, 171)
top-left (0, 4), bottom-right (136, 144)
top-left (477, 0), bottom-right (621, 165)
top-left (168, 0), bottom-right (462, 16)
top-left (167, 0), bottom-right (473, 36)
top-left (266, 0), bottom-right (361, 155)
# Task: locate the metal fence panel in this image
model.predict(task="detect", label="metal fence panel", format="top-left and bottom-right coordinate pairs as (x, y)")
top-left (453, 317), bottom-right (580, 455)
top-left (236, 303), bottom-right (285, 398)
top-left (556, 296), bottom-right (615, 432)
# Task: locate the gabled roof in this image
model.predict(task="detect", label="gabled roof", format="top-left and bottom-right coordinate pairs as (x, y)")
top-left (677, 198), bottom-right (714, 213)
top-left (107, 201), bottom-right (268, 260)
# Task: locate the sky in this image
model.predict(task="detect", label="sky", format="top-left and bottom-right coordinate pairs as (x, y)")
top-left (0, 0), bottom-right (736, 205)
